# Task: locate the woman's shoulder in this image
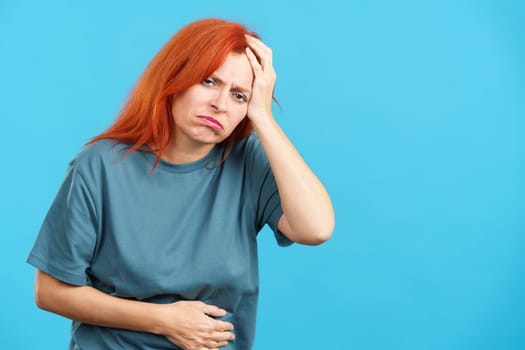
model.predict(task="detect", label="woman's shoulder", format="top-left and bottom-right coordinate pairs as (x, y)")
top-left (70, 139), bottom-right (129, 175)
top-left (233, 131), bottom-right (262, 154)
top-left (228, 131), bottom-right (270, 175)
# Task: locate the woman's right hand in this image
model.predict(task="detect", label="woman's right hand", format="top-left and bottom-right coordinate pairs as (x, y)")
top-left (156, 300), bottom-right (235, 350)
top-left (34, 270), bottom-right (234, 350)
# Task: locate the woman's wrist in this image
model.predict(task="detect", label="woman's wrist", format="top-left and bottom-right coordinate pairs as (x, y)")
top-left (249, 111), bottom-right (277, 133)
top-left (146, 302), bottom-right (170, 336)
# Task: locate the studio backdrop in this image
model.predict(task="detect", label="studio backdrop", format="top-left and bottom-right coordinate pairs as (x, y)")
top-left (1, 0), bottom-right (524, 349)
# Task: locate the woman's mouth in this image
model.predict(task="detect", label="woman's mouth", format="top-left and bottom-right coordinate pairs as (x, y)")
top-left (197, 116), bottom-right (224, 131)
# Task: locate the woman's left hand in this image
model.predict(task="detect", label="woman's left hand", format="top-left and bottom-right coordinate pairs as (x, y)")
top-left (244, 35), bottom-right (277, 124)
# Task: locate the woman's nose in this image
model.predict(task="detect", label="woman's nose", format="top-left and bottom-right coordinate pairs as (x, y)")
top-left (211, 89), bottom-right (228, 112)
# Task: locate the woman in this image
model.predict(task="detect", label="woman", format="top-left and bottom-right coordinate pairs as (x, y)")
top-left (28, 18), bottom-right (334, 349)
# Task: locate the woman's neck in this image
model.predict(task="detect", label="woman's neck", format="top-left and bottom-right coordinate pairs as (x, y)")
top-left (161, 137), bottom-right (215, 164)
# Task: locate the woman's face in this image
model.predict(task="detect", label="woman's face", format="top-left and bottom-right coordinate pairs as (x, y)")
top-left (170, 52), bottom-right (253, 149)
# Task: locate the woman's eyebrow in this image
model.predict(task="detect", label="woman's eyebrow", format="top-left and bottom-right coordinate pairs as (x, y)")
top-left (212, 74), bottom-right (251, 95)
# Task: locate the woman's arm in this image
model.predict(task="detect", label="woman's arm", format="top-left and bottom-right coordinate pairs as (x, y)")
top-left (34, 270), bottom-right (235, 349)
top-left (245, 36), bottom-right (335, 245)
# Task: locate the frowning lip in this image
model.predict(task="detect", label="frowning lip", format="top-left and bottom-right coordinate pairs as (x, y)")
top-left (197, 115), bottom-right (224, 131)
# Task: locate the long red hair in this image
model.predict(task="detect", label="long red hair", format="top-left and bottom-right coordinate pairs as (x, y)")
top-left (89, 18), bottom-right (257, 168)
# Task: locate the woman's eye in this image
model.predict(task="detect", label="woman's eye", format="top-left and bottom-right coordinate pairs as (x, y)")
top-left (203, 77), bottom-right (216, 86)
top-left (233, 91), bottom-right (247, 102)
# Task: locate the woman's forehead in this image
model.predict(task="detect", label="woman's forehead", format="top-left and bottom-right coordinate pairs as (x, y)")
top-left (212, 53), bottom-right (253, 91)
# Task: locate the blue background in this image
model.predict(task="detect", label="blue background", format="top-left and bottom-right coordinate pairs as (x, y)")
top-left (1, 0), bottom-right (524, 348)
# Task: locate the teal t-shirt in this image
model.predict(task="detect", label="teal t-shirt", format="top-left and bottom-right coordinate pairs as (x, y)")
top-left (27, 132), bottom-right (292, 349)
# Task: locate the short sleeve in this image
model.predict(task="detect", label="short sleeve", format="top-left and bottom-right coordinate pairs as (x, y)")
top-left (27, 162), bottom-right (99, 286)
top-left (247, 133), bottom-right (293, 247)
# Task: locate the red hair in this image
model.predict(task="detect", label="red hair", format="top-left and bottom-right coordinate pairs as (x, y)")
top-left (88, 18), bottom-right (258, 169)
